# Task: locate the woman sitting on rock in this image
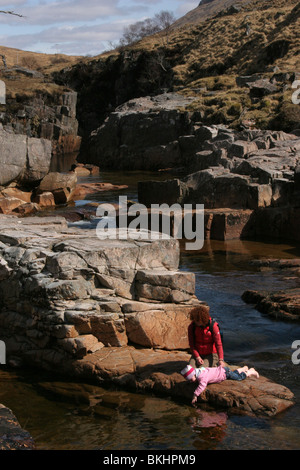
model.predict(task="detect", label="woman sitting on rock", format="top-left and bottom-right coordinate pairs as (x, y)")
top-left (188, 304), bottom-right (224, 368)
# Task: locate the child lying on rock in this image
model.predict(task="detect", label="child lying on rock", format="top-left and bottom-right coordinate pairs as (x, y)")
top-left (181, 364), bottom-right (259, 405)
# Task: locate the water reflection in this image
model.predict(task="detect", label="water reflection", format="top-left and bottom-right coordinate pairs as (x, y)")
top-left (0, 369), bottom-right (232, 450)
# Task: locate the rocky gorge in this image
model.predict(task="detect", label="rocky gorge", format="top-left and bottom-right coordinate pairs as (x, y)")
top-left (0, 79), bottom-right (299, 451)
top-left (0, 0), bottom-right (299, 449)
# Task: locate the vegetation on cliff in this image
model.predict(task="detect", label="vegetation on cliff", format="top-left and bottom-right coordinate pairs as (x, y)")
top-left (0, 0), bottom-right (299, 147)
top-left (50, 0), bottom-right (300, 147)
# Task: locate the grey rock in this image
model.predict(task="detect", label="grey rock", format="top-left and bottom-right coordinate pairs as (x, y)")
top-left (0, 130), bottom-right (27, 186)
top-left (23, 137), bottom-right (52, 183)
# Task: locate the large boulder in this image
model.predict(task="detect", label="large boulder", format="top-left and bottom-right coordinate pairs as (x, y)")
top-left (23, 137), bottom-right (52, 183)
top-left (0, 215), bottom-right (193, 359)
top-left (0, 130), bottom-right (27, 186)
top-left (0, 128), bottom-right (52, 186)
top-left (85, 94), bottom-right (194, 171)
top-left (37, 171), bottom-right (77, 204)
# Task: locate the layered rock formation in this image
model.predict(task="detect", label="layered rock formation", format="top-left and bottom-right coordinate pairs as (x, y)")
top-left (0, 215), bottom-right (294, 416)
top-left (124, 105), bottom-right (299, 242)
top-left (136, 122), bottom-right (299, 208)
top-left (0, 90), bottom-right (82, 212)
top-left (242, 258), bottom-right (300, 321)
top-left (85, 92), bottom-right (299, 243)
top-left (0, 215), bottom-right (197, 359)
top-left (2, 91), bottom-right (81, 162)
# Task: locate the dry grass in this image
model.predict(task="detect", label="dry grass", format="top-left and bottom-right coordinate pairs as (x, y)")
top-left (0, 45), bottom-right (81, 72)
top-left (140, 0), bottom-right (300, 129)
top-left (0, 45), bottom-right (83, 98)
top-left (0, 0), bottom-right (298, 130)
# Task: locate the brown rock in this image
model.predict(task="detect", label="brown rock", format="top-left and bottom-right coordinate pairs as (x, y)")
top-left (124, 303), bottom-right (195, 350)
top-left (52, 188), bottom-right (71, 205)
top-left (71, 182), bottom-right (128, 200)
top-left (73, 165), bottom-right (91, 176)
top-left (205, 208), bottom-right (254, 240)
top-left (32, 191), bottom-right (55, 207)
top-left (0, 188), bottom-right (32, 203)
top-left (12, 202), bottom-right (39, 216)
top-left (38, 171), bottom-right (77, 193)
top-left (242, 288), bottom-right (300, 321)
top-left (65, 347), bottom-right (295, 417)
top-left (0, 197), bottom-right (25, 214)
top-left (57, 334), bottom-right (104, 358)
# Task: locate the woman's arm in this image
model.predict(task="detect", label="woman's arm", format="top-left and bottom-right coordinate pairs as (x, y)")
top-left (212, 322), bottom-right (224, 363)
top-left (188, 323), bottom-right (200, 360)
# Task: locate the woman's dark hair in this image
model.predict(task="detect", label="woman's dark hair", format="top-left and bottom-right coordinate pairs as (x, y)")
top-left (190, 304), bottom-right (210, 326)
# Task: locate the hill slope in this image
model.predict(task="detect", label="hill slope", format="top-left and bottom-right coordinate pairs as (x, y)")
top-left (171, 0), bottom-right (253, 28)
top-left (0, 0), bottom-right (299, 139)
top-left (54, 0), bottom-right (299, 139)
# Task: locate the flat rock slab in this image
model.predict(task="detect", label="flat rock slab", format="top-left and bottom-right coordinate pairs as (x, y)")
top-left (62, 347), bottom-right (294, 417)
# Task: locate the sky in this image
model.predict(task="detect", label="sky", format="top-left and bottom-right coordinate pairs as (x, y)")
top-left (0, 0), bottom-right (197, 56)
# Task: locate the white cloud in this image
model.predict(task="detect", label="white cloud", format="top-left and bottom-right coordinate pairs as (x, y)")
top-left (0, 0), bottom-right (197, 55)
top-left (0, 0), bottom-right (121, 25)
top-left (0, 19), bottom-right (134, 55)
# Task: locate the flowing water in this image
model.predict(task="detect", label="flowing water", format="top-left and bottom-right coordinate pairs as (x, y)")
top-left (1, 171), bottom-right (300, 450)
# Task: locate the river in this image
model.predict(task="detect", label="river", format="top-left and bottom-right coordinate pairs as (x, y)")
top-left (1, 171), bottom-right (300, 450)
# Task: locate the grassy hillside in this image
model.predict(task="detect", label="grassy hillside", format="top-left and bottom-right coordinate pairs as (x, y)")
top-left (132, 0), bottom-right (300, 130)
top-left (0, 45), bottom-right (81, 98)
top-left (0, 0), bottom-right (299, 132)
top-left (171, 0), bottom-right (253, 28)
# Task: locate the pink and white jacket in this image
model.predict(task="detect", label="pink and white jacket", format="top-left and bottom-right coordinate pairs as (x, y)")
top-left (193, 365), bottom-right (227, 396)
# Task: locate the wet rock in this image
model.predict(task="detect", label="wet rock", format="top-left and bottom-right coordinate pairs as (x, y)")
top-left (0, 404), bottom-right (35, 450)
top-left (242, 288), bottom-right (300, 321)
top-left (71, 182), bottom-right (128, 200)
top-left (12, 202), bottom-right (40, 216)
top-left (65, 347), bottom-right (295, 417)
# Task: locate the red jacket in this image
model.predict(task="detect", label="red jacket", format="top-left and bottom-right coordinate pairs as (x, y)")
top-left (188, 319), bottom-right (224, 360)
